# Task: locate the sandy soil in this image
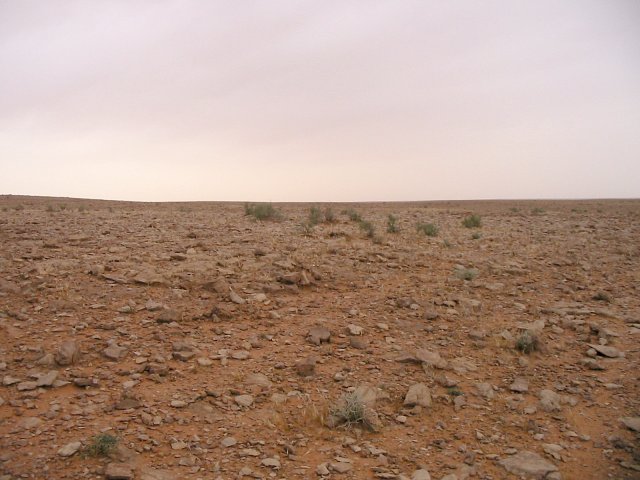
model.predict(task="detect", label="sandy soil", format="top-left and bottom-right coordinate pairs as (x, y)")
top-left (0, 195), bottom-right (638, 480)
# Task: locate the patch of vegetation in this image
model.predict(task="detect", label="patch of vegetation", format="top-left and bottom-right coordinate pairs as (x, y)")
top-left (442, 239), bottom-right (452, 248)
top-left (386, 214), bottom-right (399, 233)
top-left (82, 433), bottom-right (118, 458)
top-left (447, 386), bottom-right (463, 397)
top-left (323, 207), bottom-right (336, 223)
top-left (13, 204), bottom-right (24, 211)
top-left (455, 267), bottom-right (478, 281)
top-left (78, 205), bottom-right (87, 213)
top-left (462, 214), bottom-right (481, 228)
top-left (46, 204), bottom-right (56, 213)
top-left (417, 222), bottom-right (438, 237)
top-left (531, 207), bottom-right (545, 215)
top-left (308, 206), bottom-right (323, 226)
top-left (328, 392), bottom-right (375, 431)
top-left (515, 330), bottom-right (540, 354)
top-left (592, 292), bottom-right (611, 303)
top-left (244, 203), bottom-right (281, 221)
top-left (358, 220), bottom-right (375, 238)
top-left (471, 232), bottom-right (481, 240)
top-left (344, 209), bottom-right (363, 222)
top-left (299, 222), bottom-right (315, 236)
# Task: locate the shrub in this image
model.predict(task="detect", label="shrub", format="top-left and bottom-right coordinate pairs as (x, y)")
top-left (358, 220), bottom-right (375, 238)
top-left (308, 206), bottom-right (323, 226)
top-left (387, 214), bottom-right (399, 233)
top-left (345, 209), bottom-right (362, 222)
top-left (471, 232), bottom-right (481, 240)
top-left (328, 392), bottom-right (375, 431)
top-left (13, 204), bottom-right (24, 211)
top-left (515, 331), bottom-right (539, 354)
top-left (82, 433), bottom-right (118, 458)
top-left (447, 386), bottom-right (463, 397)
top-left (417, 222), bottom-right (438, 237)
top-left (46, 204), bottom-right (56, 213)
top-left (455, 267), bottom-right (478, 281)
top-left (244, 203), bottom-right (280, 221)
top-left (462, 214), bottom-right (481, 228)
top-left (592, 292), bottom-right (611, 303)
top-left (323, 207), bottom-right (336, 223)
top-left (531, 207), bottom-right (545, 215)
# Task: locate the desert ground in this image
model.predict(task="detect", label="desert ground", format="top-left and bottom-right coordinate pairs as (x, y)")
top-left (0, 195), bottom-right (638, 480)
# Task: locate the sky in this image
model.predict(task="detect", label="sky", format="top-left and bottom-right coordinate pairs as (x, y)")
top-left (1, 1), bottom-right (639, 202)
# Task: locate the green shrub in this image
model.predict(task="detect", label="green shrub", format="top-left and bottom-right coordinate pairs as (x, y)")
top-left (455, 267), bottom-right (478, 281)
top-left (82, 433), bottom-right (118, 458)
top-left (531, 207), bottom-right (545, 215)
top-left (323, 207), bottom-right (336, 223)
top-left (471, 232), bottom-right (481, 240)
top-left (417, 222), bottom-right (438, 237)
top-left (244, 203), bottom-right (280, 221)
top-left (387, 214), bottom-right (399, 233)
top-left (308, 206), bottom-right (323, 226)
top-left (345, 209), bottom-right (362, 222)
top-left (515, 331), bottom-right (539, 354)
top-left (358, 220), bottom-right (375, 238)
top-left (462, 214), bottom-right (481, 228)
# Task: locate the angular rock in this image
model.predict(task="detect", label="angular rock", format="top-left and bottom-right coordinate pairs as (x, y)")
top-left (404, 383), bottom-right (432, 407)
top-left (307, 326), bottom-right (331, 345)
top-left (620, 417), bottom-right (640, 432)
top-left (105, 462), bottom-right (134, 480)
top-left (55, 340), bottom-right (80, 366)
top-left (539, 389), bottom-right (561, 412)
top-left (295, 357), bottom-right (316, 377)
top-left (499, 451), bottom-right (558, 479)
top-left (57, 441), bottom-right (82, 457)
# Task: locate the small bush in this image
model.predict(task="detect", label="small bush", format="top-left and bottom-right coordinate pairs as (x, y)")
top-left (417, 222), bottom-right (438, 237)
top-left (471, 232), bottom-right (481, 240)
top-left (345, 209), bottom-right (362, 222)
top-left (308, 206), bottom-right (323, 226)
top-left (78, 205), bottom-right (87, 213)
top-left (299, 222), bottom-right (314, 236)
top-left (328, 392), bottom-right (375, 430)
top-left (531, 207), bottom-right (545, 215)
top-left (358, 220), bottom-right (375, 238)
top-left (323, 208), bottom-right (336, 223)
top-left (462, 214), bottom-right (481, 228)
top-left (13, 204), bottom-right (24, 211)
top-left (46, 205), bottom-right (56, 213)
top-left (592, 292), bottom-right (611, 303)
top-left (82, 433), bottom-right (118, 458)
top-left (443, 239), bottom-right (452, 248)
top-left (455, 267), bottom-right (478, 281)
top-left (244, 203), bottom-right (280, 221)
top-left (447, 386), bottom-right (463, 397)
top-left (515, 331), bottom-right (539, 354)
top-left (387, 214), bottom-right (399, 233)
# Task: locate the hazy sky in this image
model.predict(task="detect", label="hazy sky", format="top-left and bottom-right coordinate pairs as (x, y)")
top-left (1, 1), bottom-right (639, 201)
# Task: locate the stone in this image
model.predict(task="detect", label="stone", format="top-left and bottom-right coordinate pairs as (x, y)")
top-left (404, 383), bottom-right (432, 407)
top-left (415, 349), bottom-right (448, 369)
top-left (475, 382), bottom-right (495, 400)
top-left (346, 324), bottom-right (364, 335)
top-left (156, 309), bottom-right (180, 323)
top-left (588, 344), bottom-right (622, 358)
top-left (510, 377), bottom-right (529, 393)
top-left (245, 373), bottom-right (272, 388)
top-left (57, 441), bottom-right (82, 457)
top-left (499, 451), bottom-right (558, 479)
top-left (307, 326), bottom-right (331, 345)
top-left (539, 389), bottom-right (561, 412)
top-left (220, 436), bottom-right (237, 447)
top-left (349, 337), bottom-right (368, 349)
top-left (55, 340), bottom-right (80, 366)
top-left (229, 288), bottom-right (245, 304)
top-left (36, 370), bottom-right (58, 387)
top-left (103, 344), bottom-right (127, 361)
top-left (316, 463), bottom-right (330, 475)
top-left (620, 417), bottom-right (640, 432)
top-left (234, 394), bottom-right (254, 407)
top-left (105, 462), bottom-right (134, 480)
top-left (411, 469), bottom-right (431, 480)
top-left (330, 461), bottom-right (352, 473)
top-left (295, 357), bottom-right (316, 377)
top-left (261, 457), bottom-right (281, 469)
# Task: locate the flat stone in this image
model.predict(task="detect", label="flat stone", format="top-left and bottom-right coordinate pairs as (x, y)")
top-left (234, 394), bottom-right (254, 407)
top-left (57, 441), bottom-right (82, 457)
top-left (411, 469), bottom-right (431, 480)
top-left (36, 370), bottom-right (58, 387)
top-left (105, 462), bottom-right (134, 480)
top-left (588, 344), bottom-right (622, 358)
top-left (539, 389), bottom-right (561, 412)
top-left (307, 325), bottom-right (331, 345)
top-left (499, 451), bottom-right (558, 479)
top-left (103, 344), bottom-right (127, 361)
top-left (220, 436), bottom-right (237, 448)
top-left (245, 373), bottom-right (272, 388)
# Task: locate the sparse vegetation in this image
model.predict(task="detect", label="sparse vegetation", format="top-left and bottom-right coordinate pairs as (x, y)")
top-left (308, 206), bottom-right (323, 226)
top-left (532, 207), bottom-right (545, 215)
top-left (386, 214), bottom-right (399, 233)
top-left (46, 204), bottom-right (56, 212)
top-left (323, 207), bottom-right (336, 223)
top-left (344, 209), bottom-right (363, 222)
top-left (417, 222), bottom-right (438, 237)
top-left (13, 204), bottom-right (24, 211)
top-left (328, 392), bottom-right (375, 430)
top-left (592, 292), bottom-right (611, 303)
top-left (456, 267), bottom-right (478, 281)
top-left (358, 220), bottom-right (375, 238)
top-left (471, 232), bottom-right (481, 240)
top-left (515, 330), bottom-right (540, 354)
top-left (462, 214), bottom-right (481, 228)
top-left (447, 386), bottom-right (463, 397)
top-left (244, 202), bottom-right (280, 221)
top-left (82, 433), bottom-right (118, 458)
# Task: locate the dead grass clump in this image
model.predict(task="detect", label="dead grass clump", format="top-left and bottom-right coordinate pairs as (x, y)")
top-left (82, 433), bottom-right (118, 458)
top-left (462, 214), bottom-right (482, 228)
top-left (327, 392), bottom-right (376, 431)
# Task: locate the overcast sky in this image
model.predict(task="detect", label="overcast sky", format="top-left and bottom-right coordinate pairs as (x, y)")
top-left (1, 1), bottom-right (639, 201)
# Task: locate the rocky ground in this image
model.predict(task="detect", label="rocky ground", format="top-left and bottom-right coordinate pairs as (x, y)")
top-left (0, 195), bottom-right (639, 480)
